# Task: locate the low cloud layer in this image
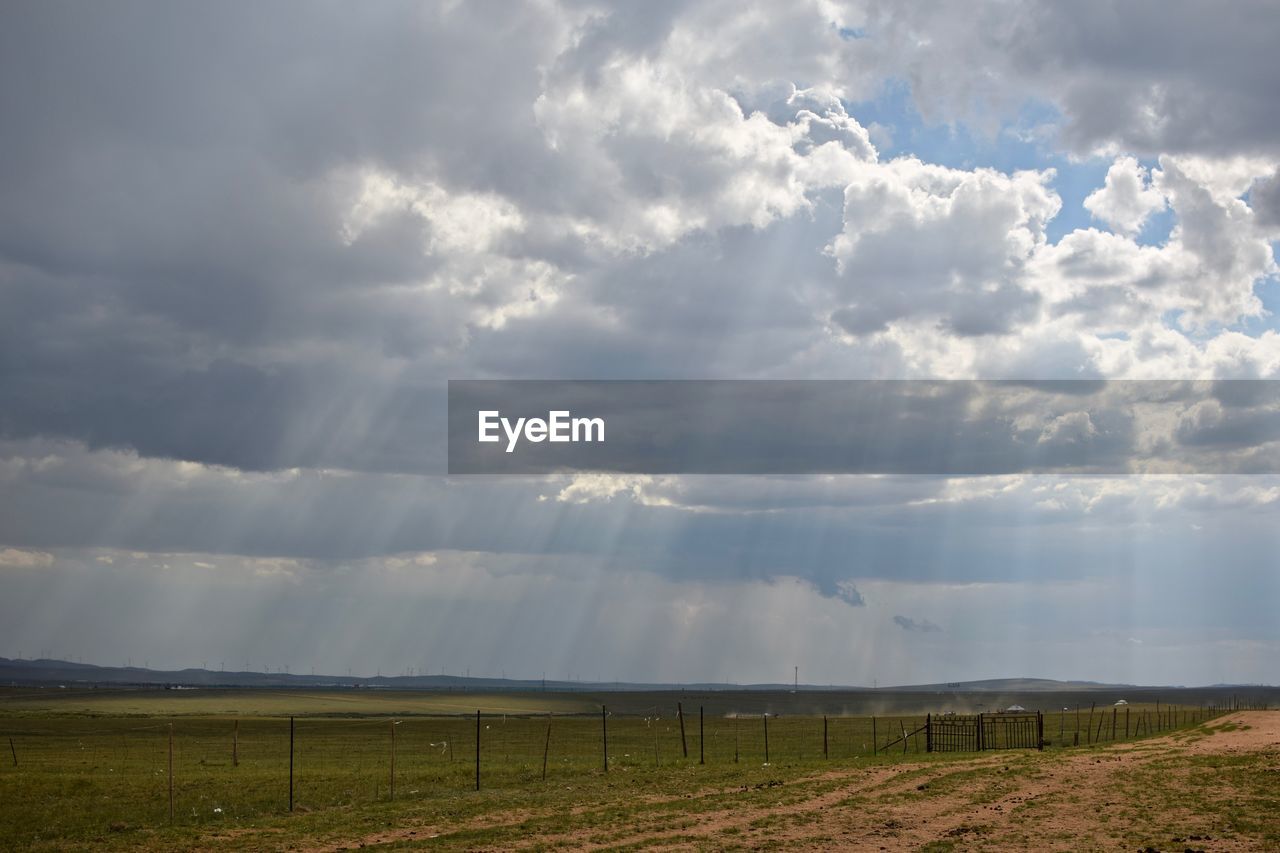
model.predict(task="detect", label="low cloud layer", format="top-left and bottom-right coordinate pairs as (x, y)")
top-left (893, 615), bottom-right (941, 634)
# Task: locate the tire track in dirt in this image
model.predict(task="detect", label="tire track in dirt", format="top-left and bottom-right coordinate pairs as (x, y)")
top-left (504, 712), bottom-right (1279, 851)
top-left (281, 711), bottom-right (1278, 852)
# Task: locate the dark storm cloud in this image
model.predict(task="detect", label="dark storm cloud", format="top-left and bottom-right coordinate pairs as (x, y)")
top-left (893, 615), bottom-right (940, 633)
top-left (861, 0), bottom-right (1280, 158)
top-left (0, 1), bottom-right (565, 471)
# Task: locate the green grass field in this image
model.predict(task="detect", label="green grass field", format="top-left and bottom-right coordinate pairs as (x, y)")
top-left (0, 687), bottom-right (599, 717)
top-left (0, 688), bottom-right (1223, 850)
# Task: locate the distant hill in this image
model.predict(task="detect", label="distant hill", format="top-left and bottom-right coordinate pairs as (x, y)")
top-left (882, 677), bottom-right (1139, 692)
top-left (0, 656), bottom-right (585, 691)
top-left (0, 657), bottom-right (1235, 693)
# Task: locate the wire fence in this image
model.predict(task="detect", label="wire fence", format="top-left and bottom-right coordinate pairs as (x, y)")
top-left (0, 701), bottom-right (1245, 835)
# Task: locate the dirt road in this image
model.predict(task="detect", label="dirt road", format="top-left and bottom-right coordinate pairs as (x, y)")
top-left (508, 711), bottom-right (1280, 851)
top-left (291, 711), bottom-right (1279, 852)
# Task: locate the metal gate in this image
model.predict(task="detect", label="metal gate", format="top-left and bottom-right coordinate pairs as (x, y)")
top-left (927, 712), bottom-right (1043, 752)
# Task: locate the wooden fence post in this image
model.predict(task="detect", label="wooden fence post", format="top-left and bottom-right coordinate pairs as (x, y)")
top-left (823, 715), bottom-right (829, 759)
top-left (289, 717), bottom-right (294, 812)
top-left (872, 716), bottom-right (877, 754)
top-left (233, 719), bottom-right (239, 768)
top-left (389, 720), bottom-right (396, 801)
top-left (8, 737), bottom-right (16, 767)
top-left (763, 714), bottom-right (769, 764)
top-left (475, 710), bottom-right (481, 791)
top-left (677, 703), bottom-right (688, 759)
top-left (652, 716), bottom-right (661, 767)
top-left (601, 706), bottom-right (608, 773)
top-left (541, 714), bottom-right (552, 781)
top-left (925, 714), bottom-right (932, 753)
top-left (699, 706), bottom-right (704, 765)
top-left (168, 723), bottom-right (174, 825)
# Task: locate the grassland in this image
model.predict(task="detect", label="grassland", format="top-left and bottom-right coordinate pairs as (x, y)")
top-left (0, 688), bottom-right (1259, 850)
top-left (0, 687), bottom-right (599, 717)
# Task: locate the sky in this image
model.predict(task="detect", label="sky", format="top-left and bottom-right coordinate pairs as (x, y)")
top-left (2, 0), bottom-right (1280, 687)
